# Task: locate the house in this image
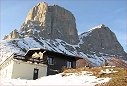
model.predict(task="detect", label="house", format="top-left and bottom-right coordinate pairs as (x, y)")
top-left (24, 48), bottom-right (81, 75)
top-left (0, 48), bottom-right (81, 80)
top-left (0, 53), bottom-right (47, 80)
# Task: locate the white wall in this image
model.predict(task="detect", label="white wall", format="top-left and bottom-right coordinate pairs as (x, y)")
top-left (11, 60), bottom-right (47, 80)
top-left (0, 60), bottom-right (14, 79)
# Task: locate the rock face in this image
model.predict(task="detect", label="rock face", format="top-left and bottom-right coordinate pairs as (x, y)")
top-left (3, 2), bottom-right (127, 61)
top-left (3, 29), bottom-right (20, 40)
top-left (4, 2), bottom-right (79, 44)
top-left (18, 2), bottom-right (79, 44)
top-left (79, 24), bottom-right (127, 60)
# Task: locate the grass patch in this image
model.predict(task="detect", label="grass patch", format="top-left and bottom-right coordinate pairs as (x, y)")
top-left (63, 67), bottom-right (127, 86)
top-left (96, 67), bottom-right (127, 86)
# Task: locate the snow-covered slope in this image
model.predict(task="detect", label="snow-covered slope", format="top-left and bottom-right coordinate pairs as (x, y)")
top-left (0, 71), bottom-right (111, 86)
top-left (79, 24), bottom-right (105, 39)
top-left (1, 24), bottom-right (127, 67)
top-left (0, 37), bottom-right (106, 66)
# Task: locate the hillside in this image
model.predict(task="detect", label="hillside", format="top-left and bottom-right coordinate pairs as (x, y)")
top-left (0, 2), bottom-right (127, 67)
top-left (0, 37), bottom-right (105, 66)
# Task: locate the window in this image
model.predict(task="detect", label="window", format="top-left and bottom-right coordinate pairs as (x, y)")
top-left (67, 61), bottom-right (73, 68)
top-left (47, 57), bottom-right (54, 65)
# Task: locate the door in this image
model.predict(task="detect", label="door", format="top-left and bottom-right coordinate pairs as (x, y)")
top-left (33, 68), bottom-right (39, 80)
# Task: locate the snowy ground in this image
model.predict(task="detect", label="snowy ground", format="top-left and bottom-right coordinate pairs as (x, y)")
top-left (0, 71), bottom-right (111, 86)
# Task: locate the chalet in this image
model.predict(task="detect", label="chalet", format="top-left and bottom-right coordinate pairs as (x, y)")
top-left (0, 48), bottom-right (81, 80)
top-left (0, 53), bottom-right (47, 80)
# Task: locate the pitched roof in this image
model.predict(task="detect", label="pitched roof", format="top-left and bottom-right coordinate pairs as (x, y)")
top-left (25, 48), bottom-right (81, 59)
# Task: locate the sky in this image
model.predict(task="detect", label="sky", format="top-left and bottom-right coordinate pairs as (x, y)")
top-left (0, 0), bottom-right (127, 52)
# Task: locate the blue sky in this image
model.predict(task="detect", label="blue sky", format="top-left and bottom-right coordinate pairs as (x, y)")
top-left (0, 0), bottom-right (127, 52)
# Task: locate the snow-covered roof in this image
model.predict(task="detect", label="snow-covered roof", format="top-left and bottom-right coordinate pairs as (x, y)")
top-left (25, 48), bottom-right (82, 60)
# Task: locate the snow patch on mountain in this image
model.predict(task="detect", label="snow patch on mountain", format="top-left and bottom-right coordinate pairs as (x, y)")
top-left (88, 24), bottom-right (105, 32)
top-left (0, 37), bottom-right (106, 66)
top-left (79, 24), bottom-right (106, 40)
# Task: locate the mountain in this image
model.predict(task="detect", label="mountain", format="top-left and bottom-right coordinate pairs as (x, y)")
top-left (79, 24), bottom-right (127, 60)
top-left (4, 2), bottom-right (79, 44)
top-left (1, 2), bottom-right (127, 67)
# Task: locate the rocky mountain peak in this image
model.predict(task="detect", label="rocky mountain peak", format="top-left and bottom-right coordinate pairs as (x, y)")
top-left (94, 24), bottom-right (105, 28)
top-left (79, 24), bottom-right (127, 60)
top-left (88, 24), bottom-right (107, 32)
top-left (25, 2), bottom-right (48, 24)
top-left (3, 29), bottom-right (20, 40)
top-left (4, 2), bottom-right (79, 44)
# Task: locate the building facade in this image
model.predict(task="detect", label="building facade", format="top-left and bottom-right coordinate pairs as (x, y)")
top-left (25, 48), bottom-right (81, 75)
top-left (0, 54), bottom-right (47, 80)
top-left (0, 48), bottom-right (81, 79)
